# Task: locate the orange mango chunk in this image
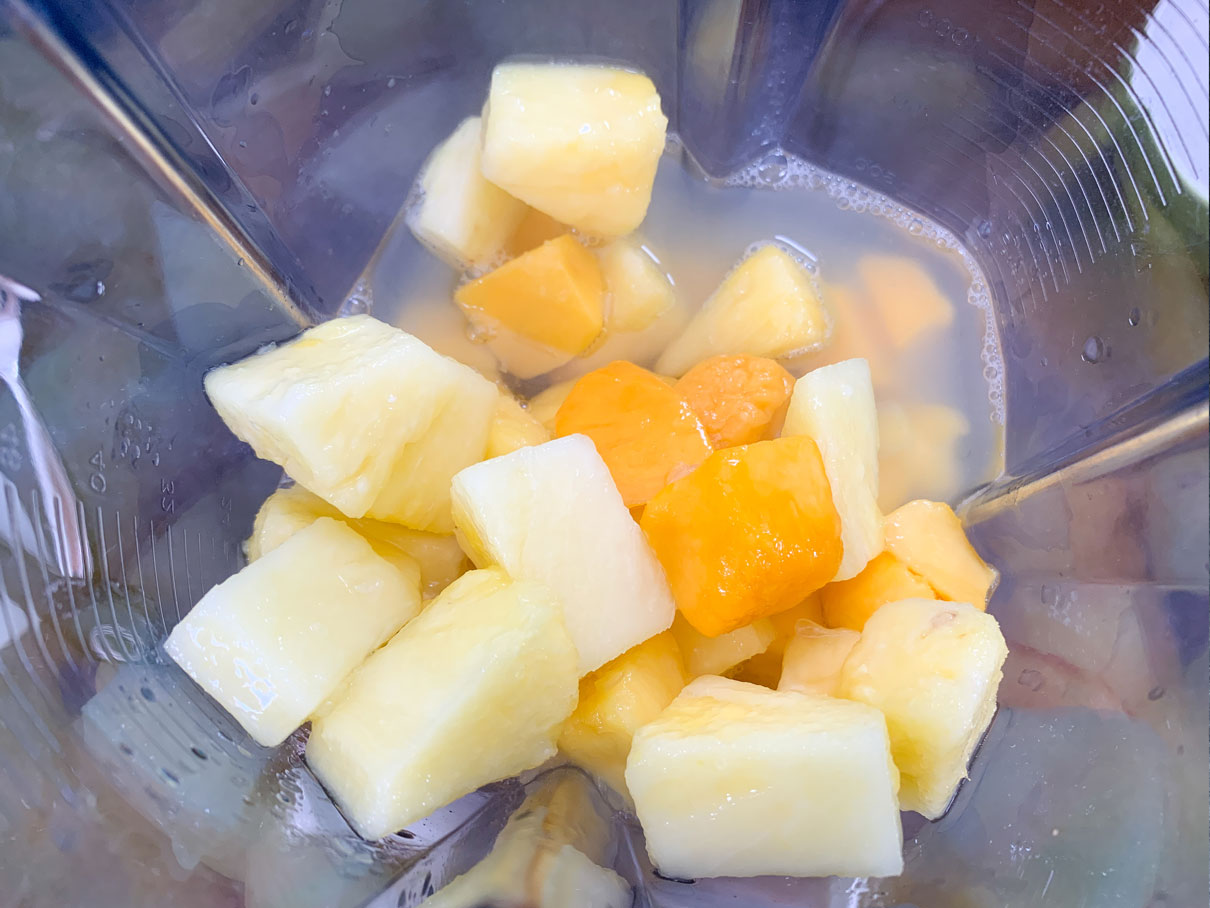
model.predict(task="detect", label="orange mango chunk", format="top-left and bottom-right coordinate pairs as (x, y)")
top-left (555, 361), bottom-right (713, 507)
top-left (677, 354), bottom-right (795, 448)
top-left (883, 500), bottom-right (998, 607)
top-left (455, 234), bottom-right (605, 356)
top-left (820, 551), bottom-right (936, 631)
top-left (640, 436), bottom-right (843, 637)
top-left (857, 254), bottom-right (953, 349)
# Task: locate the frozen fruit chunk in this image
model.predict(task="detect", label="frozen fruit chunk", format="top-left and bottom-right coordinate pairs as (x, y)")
top-left (820, 551), bottom-right (936, 631)
top-left (877, 402), bottom-right (971, 511)
top-left (728, 595), bottom-right (826, 688)
top-left (165, 518), bottom-right (422, 747)
top-left (883, 499), bottom-right (998, 608)
top-left (676, 354), bottom-right (794, 447)
top-left (246, 484), bottom-right (464, 599)
top-left (407, 117), bottom-right (527, 268)
top-left (778, 621), bottom-right (860, 697)
top-left (481, 63), bottom-right (667, 237)
top-left (307, 568), bottom-right (578, 838)
top-left (505, 207), bottom-right (568, 258)
top-left (555, 361), bottom-right (713, 507)
top-left (626, 676), bottom-right (903, 879)
top-left (204, 315), bottom-right (496, 532)
top-left (487, 391), bottom-right (551, 459)
top-left (656, 245), bottom-right (830, 376)
top-left (595, 238), bottom-right (676, 333)
top-left (558, 633), bottom-right (686, 801)
top-left (451, 435), bottom-right (676, 674)
top-left (640, 436), bottom-right (842, 637)
top-left (783, 358), bottom-right (883, 581)
top-left (857, 254), bottom-right (953, 349)
top-left (838, 598), bottom-right (1007, 818)
top-left (671, 614), bottom-right (777, 678)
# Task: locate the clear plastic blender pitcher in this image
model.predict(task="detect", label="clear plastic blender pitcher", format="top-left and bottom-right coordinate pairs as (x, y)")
top-left (0, 0), bottom-right (1206, 905)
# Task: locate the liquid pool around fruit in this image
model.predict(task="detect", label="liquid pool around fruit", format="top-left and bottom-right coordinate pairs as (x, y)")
top-left (356, 140), bottom-right (1006, 513)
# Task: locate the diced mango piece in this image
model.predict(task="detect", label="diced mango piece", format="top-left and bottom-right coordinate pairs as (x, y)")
top-left (451, 435), bottom-right (676, 674)
top-left (884, 500), bottom-right (998, 608)
top-left (838, 598), bottom-right (1007, 818)
top-left (640, 436), bottom-right (843, 637)
top-left (778, 622), bottom-right (860, 697)
top-left (672, 614), bottom-right (777, 678)
top-left (527, 379), bottom-right (577, 432)
top-left (165, 518), bottom-right (422, 747)
top-left (205, 315), bottom-right (496, 532)
top-left (655, 245), bottom-right (830, 376)
top-left (487, 391), bottom-right (551, 459)
top-left (407, 117), bottom-right (527, 268)
top-left (595, 239), bottom-right (676, 333)
top-left (676, 354), bottom-right (794, 447)
top-left (307, 568), bottom-right (579, 838)
top-left (480, 63), bottom-right (668, 237)
top-left (505, 207), bottom-right (568, 258)
top-left (820, 551), bottom-right (936, 632)
top-left (420, 771), bottom-right (631, 908)
top-left (626, 676), bottom-right (903, 879)
top-left (555, 361), bottom-right (713, 507)
top-left (455, 235), bottom-right (606, 378)
top-left (783, 358), bottom-right (883, 581)
top-left (877, 402), bottom-right (971, 511)
top-left (558, 633), bottom-right (686, 801)
top-left (857, 254), bottom-right (953, 349)
top-left (246, 484), bottom-right (465, 599)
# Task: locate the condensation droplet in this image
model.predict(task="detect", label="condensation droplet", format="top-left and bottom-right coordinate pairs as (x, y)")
top-left (977, 220), bottom-right (993, 238)
top-left (387, 77), bottom-right (397, 88)
top-left (323, 85), bottom-right (331, 97)
top-left (1127, 307), bottom-right (1141, 327)
top-left (1081, 335), bottom-right (1106, 364)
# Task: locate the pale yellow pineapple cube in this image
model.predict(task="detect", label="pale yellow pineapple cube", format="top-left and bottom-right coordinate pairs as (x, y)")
top-left (558, 632), bottom-right (686, 801)
top-left (165, 518), bottom-right (422, 747)
top-left (421, 772), bottom-right (630, 908)
top-left (306, 568), bottom-right (579, 839)
top-left (246, 484), bottom-right (465, 598)
top-left (626, 676), bottom-right (903, 879)
top-left (778, 621), bottom-right (860, 697)
top-left (527, 379), bottom-right (578, 433)
top-left (838, 598), bottom-right (1007, 818)
top-left (407, 117), bottom-right (527, 268)
top-left (595, 239), bottom-right (676, 333)
top-left (727, 595), bottom-right (826, 688)
top-left (884, 499), bottom-right (998, 608)
top-left (656, 245), bottom-right (831, 376)
top-left (204, 315), bottom-right (496, 532)
top-left (487, 390), bottom-right (551, 459)
top-left (480, 63), bottom-right (668, 237)
top-left (451, 435), bottom-right (676, 674)
top-left (783, 358), bottom-right (883, 581)
top-left (671, 614), bottom-right (776, 678)
top-left (877, 402), bottom-right (970, 511)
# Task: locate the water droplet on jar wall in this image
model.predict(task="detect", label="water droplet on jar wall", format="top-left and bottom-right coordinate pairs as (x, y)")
top-left (1081, 335), bottom-right (1106, 363)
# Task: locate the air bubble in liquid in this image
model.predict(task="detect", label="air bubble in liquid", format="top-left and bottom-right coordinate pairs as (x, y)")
top-left (1081, 335), bottom-right (1106, 364)
top-left (757, 152), bottom-right (788, 185)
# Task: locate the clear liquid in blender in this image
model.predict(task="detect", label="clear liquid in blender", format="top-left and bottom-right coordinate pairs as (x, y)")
top-left (355, 142), bottom-right (1006, 511)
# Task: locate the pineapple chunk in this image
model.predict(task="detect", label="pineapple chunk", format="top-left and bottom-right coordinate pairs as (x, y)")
top-left (205, 315), bottom-right (496, 532)
top-left (671, 614), bottom-right (776, 678)
top-left (527, 380), bottom-right (578, 433)
top-left (307, 568), bottom-right (578, 839)
top-left (626, 676), bottom-right (903, 879)
top-left (421, 771), bottom-right (630, 908)
top-left (728, 595), bottom-right (825, 687)
top-left (857, 254), bottom-right (953, 349)
top-left (838, 598), bottom-right (1007, 818)
top-left (407, 117), bottom-right (527, 268)
top-left (451, 435), bottom-right (676, 674)
top-left (820, 551), bottom-right (936, 631)
top-left (884, 500), bottom-right (998, 608)
top-left (165, 518), bottom-right (422, 747)
top-left (783, 358), bottom-right (883, 581)
top-left (246, 484), bottom-right (465, 598)
top-left (877, 402), bottom-right (970, 511)
top-left (778, 622), bottom-right (860, 697)
top-left (595, 238), bottom-right (676, 333)
top-left (480, 63), bottom-right (668, 237)
top-left (487, 391), bottom-right (551, 459)
top-left (655, 245), bottom-right (831, 376)
top-left (455, 235), bottom-right (606, 378)
top-left (558, 633), bottom-right (686, 801)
